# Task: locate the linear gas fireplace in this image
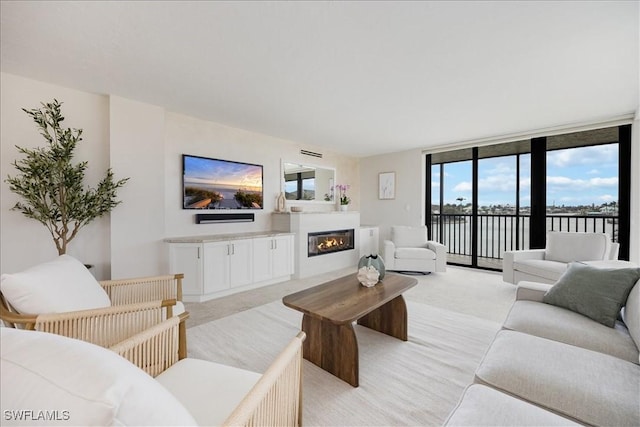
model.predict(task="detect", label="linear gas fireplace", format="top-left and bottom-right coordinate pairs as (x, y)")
top-left (308, 229), bottom-right (355, 257)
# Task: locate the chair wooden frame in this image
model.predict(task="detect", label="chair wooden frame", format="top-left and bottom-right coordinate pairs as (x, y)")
top-left (0, 273), bottom-right (189, 361)
top-left (111, 318), bottom-right (306, 426)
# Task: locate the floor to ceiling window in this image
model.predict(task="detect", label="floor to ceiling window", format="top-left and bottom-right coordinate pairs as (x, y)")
top-left (475, 153), bottom-right (530, 269)
top-left (426, 125), bottom-right (631, 270)
top-left (431, 158), bottom-right (473, 266)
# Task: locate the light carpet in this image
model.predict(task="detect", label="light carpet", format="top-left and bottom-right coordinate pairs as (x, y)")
top-left (186, 267), bottom-right (515, 426)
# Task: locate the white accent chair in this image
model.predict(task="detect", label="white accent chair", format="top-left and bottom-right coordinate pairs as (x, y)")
top-left (0, 255), bottom-right (189, 359)
top-left (1, 319), bottom-right (305, 426)
top-left (502, 231), bottom-right (620, 284)
top-left (383, 225), bottom-right (446, 274)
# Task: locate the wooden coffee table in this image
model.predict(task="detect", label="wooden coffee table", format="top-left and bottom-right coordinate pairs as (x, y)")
top-left (282, 273), bottom-right (417, 387)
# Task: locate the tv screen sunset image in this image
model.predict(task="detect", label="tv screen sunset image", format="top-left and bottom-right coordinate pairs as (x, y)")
top-left (183, 155), bottom-right (263, 209)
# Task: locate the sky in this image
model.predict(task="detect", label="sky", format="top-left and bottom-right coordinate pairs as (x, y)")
top-left (183, 155), bottom-right (263, 190)
top-left (433, 143), bottom-right (619, 208)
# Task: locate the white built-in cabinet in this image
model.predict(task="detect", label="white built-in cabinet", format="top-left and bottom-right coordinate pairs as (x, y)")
top-left (202, 239), bottom-right (253, 292)
top-left (167, 232), bottom-right (294, 302)
top-left (252, 235), bottom-right (293, 283)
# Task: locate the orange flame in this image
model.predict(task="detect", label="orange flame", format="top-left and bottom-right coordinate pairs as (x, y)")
top-left (317, 237), bottom-right (346, 251)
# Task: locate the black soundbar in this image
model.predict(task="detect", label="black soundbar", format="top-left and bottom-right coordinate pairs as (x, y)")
top-left (195, 213), bottom-right (255, 224)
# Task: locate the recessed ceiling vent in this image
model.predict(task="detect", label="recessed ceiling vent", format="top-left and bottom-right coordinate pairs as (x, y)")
top-left (300, 149), bottom-right (323, 159)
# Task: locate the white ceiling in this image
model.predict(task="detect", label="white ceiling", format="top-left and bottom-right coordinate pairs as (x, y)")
top-left (1, 1), bottom-right (638, 157)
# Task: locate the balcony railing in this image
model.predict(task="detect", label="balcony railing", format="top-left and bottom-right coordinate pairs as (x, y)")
top-left (431, 213), bottom-right (619, 269)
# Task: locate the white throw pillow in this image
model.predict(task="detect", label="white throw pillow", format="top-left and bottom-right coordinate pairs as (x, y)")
top-left (0, 255), bottom-right (111, 314)
top-left (0, 328), bottom-right (197, 426)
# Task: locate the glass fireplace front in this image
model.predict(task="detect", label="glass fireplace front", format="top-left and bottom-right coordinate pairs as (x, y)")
top-left (307, 228), bottom-right (355, 257)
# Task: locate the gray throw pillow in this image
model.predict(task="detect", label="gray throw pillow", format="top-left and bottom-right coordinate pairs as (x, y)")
top-left (543, 262), bottom-right (640, 327)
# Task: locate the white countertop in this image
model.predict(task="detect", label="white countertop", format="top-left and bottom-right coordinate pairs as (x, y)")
top-left (272, 211), bottom-right (359, 215)
top-left (164, 231), bottom-right (294, 243)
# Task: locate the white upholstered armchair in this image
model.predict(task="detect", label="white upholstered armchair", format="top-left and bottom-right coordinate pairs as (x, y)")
top-left (502, 231), bottom-right (619, 284)
top-left (0, 255), bottom-right (189, 359)
top-left (1, 321), bottom-right (305, 426)
top-left (383, 225), bottom-right (446, 274)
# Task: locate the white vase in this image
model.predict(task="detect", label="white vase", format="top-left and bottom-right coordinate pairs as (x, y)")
top-left (276, 192), bottom-right (286, 212)
top-left (339, 204), bottom-right (348, 211)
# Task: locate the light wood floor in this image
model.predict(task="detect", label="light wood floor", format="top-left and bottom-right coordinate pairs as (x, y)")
top-left (184, 262), bottom-right (507, 328)
top-left (184, 267), bottom-right (355, 327)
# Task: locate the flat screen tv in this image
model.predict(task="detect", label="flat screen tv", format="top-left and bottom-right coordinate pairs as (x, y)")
top-left (182, 154), bottom-right (263, 210)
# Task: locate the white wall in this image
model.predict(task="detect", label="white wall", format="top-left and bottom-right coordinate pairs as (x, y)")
top-left (109, 96), bottom-right (166, 278)
top-left (1, 73), bottom-right (360, 278)
top-left (163, 111), bottom-right (360, 239)
top-left (1, 73), bottom-right (111, 278)
top-left (359, 148), bottom-right (425, 249)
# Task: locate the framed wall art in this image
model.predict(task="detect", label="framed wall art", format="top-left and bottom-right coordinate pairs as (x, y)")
top-left (378, 172), bottom-right (395, 199)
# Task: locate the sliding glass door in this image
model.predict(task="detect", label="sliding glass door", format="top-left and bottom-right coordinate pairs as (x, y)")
top-left (426, 124), bottom-right (630, 270)
top-left (431, 160), bottom-right (473, 266)
top-left (476, 155), bottom-right (525, 269)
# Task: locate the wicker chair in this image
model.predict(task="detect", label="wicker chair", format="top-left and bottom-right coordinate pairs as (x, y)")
top-left (1, 319), bottom-right (305, 426)
top-left (112, 318), bottom-right (306, 426)
top-left (1, 256), bottom-right (189, 360)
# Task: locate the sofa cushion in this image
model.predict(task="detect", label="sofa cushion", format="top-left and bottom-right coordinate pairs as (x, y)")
top-left (0, 255), bottom-right (111, 314)
top-left (622, 280), bottom-right (640, 363)
top-left (475, 330), bottom-right (640, 426)
top-left (394, 247), bottom-right (436, 260)
top-left (543, 262), bottom-right (640, 327)
top-left (156, 358), bottom-right (261, 427)
top-left (0, 328), bottom-right (197, 426)
top-left (513, 259), bottom-right (567, 282)
top-left (503, 300), bottom-right (639, 363)
top-left (444, 384), bottom-right (580, 426)
top-left (545, 231), bottom-right (609, 263)
top-left (392, 225), bottom-right (428, 248)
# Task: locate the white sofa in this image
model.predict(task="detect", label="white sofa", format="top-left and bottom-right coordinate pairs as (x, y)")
top-left (503, 231), bottom-right (619, 284)
top-left (445, 268), bottom-right (640, 426)
top-left (383, 225), bottom-right (446, 274)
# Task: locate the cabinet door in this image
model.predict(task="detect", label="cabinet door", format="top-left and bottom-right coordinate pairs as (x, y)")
top-left (252, 237), bottom-right (273, 283)
top-left (229, 239), bottom-right (253, 288)
top-left (169, 244), bottom-right (203, 295)
top-left (203, 241), bottom-right (231, 294)
top-left (272, 235), bottom-right (293, 277)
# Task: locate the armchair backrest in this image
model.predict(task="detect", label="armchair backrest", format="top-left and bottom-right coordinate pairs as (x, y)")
top-left (223, 331), bottom-right (305, 426)
top-left (609, 242), bottom-right (620, 261)
top-left (545, 232), bottom-right (612, 263)
top-left (391, 226), bottom-right (428, 248)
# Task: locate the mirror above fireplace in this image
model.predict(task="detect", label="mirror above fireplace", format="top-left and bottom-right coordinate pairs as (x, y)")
top-left (282, 162), bottom-right (336, 202)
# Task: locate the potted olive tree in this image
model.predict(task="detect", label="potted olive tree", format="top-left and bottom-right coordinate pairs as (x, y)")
top-left (5, 99), bottom-right (129, 255)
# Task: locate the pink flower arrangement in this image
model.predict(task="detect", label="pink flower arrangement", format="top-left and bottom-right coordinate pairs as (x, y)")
top-left (334, 184), bottom-right (351, 205)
